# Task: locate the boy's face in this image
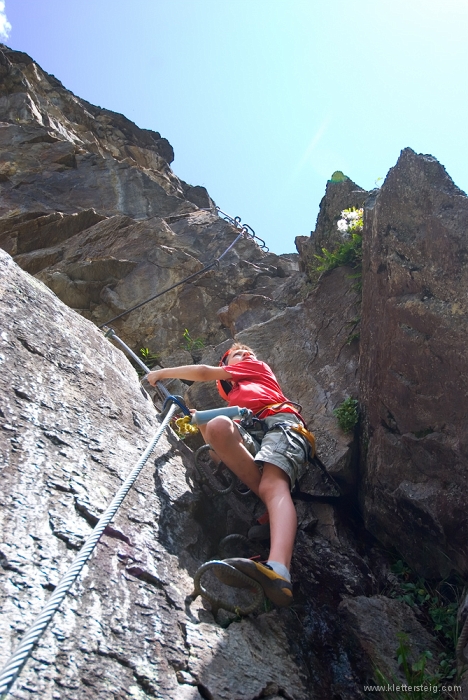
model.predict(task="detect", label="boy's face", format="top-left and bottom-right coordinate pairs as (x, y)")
top-left (227, 349), bottom-right (256, 366)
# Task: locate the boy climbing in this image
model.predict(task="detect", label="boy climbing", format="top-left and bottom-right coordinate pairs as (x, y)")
top-left (147, 343), bottom-right (309, 607)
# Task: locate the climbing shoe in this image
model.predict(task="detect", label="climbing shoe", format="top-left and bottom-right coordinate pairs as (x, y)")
top-left (223, 558), bottom-right (293, 607)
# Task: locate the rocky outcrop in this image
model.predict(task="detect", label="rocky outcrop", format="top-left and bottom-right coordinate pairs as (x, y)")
top-left (0, 246), bottom-right (422, 700)
top-left (1, 42), bottom-right (465, 699)
top-left (360, 148), bottom-right (468, 578)
top-left (0, 45), bottom-right (202, 220)
top-left (0, 249), bottom-right (314, 699)
top-left (296, 175), bottom-right (368, 277)
top-left (0, 44), bottom-right (304, 358)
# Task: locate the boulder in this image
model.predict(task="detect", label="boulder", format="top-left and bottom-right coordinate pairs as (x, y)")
top-left (339, 595), bottom-right (442, 683)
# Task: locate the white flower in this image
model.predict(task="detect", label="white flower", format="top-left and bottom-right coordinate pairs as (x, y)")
top-left (337, 219), bottom-right (349, 234)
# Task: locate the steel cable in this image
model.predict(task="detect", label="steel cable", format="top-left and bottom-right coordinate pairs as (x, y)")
top-left (98, 206), bottom-right (268, 329)
top-left (0, 403), bottom-right (179, 699)
top-left (98, 229), bottom-right (244, 328)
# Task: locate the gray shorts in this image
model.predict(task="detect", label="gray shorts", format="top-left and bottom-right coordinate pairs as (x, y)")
top-left (238, 413), bottom-right (309, 488)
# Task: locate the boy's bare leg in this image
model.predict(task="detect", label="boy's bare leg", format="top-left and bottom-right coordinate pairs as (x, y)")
top-left (258, 463), bottom-right (296, 571)
top-left (203, 416), bottom-right (262, 496)
top-left (202, 418), bottom-right (296, 573)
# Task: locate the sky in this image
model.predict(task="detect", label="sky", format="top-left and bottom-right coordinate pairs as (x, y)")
top-left (2, 0), bottom-right (468, 254)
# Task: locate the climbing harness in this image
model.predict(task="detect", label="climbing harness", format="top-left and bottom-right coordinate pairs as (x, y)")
top-left (238, 408), bottom-right (342, 497)
top-left (0, 400), bottom-right (181, 699)
top-left (99, 207), bottom-right (267, 329)
top-left (264, 420), bottom-right (316, 458)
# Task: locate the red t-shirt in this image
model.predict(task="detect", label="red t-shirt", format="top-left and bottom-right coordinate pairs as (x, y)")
top-left (224, 357), bottom-right (303, 421)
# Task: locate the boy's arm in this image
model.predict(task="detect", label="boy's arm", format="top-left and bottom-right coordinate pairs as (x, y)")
top-left (146, 364), bottom-right (232, 386)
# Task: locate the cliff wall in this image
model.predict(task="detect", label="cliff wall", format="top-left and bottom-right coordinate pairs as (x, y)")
top-left (1, 45), bottom-right (467, 698)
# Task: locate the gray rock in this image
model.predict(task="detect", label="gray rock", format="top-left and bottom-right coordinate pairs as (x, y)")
top-left (296, 175), bottom-right (368, 278)
top-left (339, 595), bottom-right (442, 683)
top-left (360, 148), bottom-right (468, 577)
top-left (0, 249), bottom-right (313, 699)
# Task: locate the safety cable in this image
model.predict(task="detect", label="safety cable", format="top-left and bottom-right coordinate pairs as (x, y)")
top-left (0, 403), bottom-right (179, 699)
top-left (210, 207), bottom-right (269, 252)
top-left (99, 207), bottom-right (267, 329)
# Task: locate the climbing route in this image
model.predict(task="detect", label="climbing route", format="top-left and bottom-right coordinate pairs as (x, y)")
top-left (99, 207), bottom-right (268, 329)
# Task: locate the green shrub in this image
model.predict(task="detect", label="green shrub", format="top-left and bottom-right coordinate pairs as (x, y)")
top-left (374, 633), bottom-right (444, 699)
top-left (333, 397), bottom-right (358, 433)
top-left (378, 559), bottom-right (463, 695)
top-left (315, 233), bottom-right (362, 273)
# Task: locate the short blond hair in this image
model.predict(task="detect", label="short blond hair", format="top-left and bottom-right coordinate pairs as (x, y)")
top-left (220, 343), bottom-right (256, 365)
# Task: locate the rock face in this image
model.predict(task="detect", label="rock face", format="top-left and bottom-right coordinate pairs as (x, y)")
top-left (0, 44), bottom-right (465, 699)
top-left (236, 264), bottom-right (361, 491)
top-left (0, 45), bottom-right (203, 220)
top-left (0, 248), bottom-right (414, 700)
top-left (0, 249), bottom-right (312, 699)
top-left (360, 148), bottom-right (468, 578)
top-left (0, 43), bottom-right (303, 357)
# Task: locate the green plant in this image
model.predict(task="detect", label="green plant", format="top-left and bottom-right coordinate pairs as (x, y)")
top-left (382, 559), bottom-right (463, 694)
top-left (139, 347), bottom-right (161, 369)
top-left (374, 634), bottom-right (444, 699)
top-left (330, 170), bottom-right (348, 183)
top-left (333, 397), bottom-right (358, 433)
top-left (314, 208), bottom-right (363, 274)
top-left (391, 561), bottom-right (461, 652)
top-left (314, 233), bottom-right (363, 273)
top-left (181, 328), bottom-right (206, 352)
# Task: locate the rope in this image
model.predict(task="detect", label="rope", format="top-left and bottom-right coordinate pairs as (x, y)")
top-left (0, 403), bottom-right (179, 699)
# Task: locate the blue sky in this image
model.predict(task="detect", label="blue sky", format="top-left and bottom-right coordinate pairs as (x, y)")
top-left (3, 0), bottom-right (468, 254)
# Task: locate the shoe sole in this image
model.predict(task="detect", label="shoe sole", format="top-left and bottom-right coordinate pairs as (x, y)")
top-left (224, 558), bottom-right (293, 607)
top-left (213, 562), bottom-right (256, 590)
